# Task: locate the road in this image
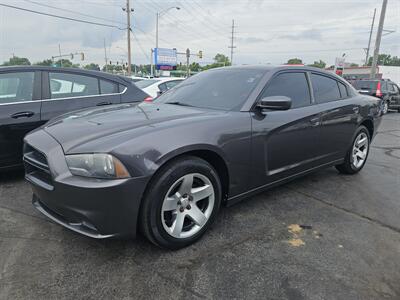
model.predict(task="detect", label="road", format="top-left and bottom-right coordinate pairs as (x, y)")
top-left (0, 113), bottom-right (399, 300)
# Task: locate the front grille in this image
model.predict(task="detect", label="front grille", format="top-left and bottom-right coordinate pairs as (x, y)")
top-left (23, 144), bottom-right (53, 189)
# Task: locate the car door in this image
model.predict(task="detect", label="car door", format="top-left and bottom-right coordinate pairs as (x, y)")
top-left (0, 70), bottom-right (42, 169)
top-left (250, 71), bottom-right (321, 188)
top-left (310, 73), bottom-right (358, 163)
top-left (40, 71), bottom-right (120, 122)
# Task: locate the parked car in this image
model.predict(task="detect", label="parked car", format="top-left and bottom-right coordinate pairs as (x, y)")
top-left (352, 79), bottom-right (400, 113)
top-left (0, 66), bottom-right (149, 170)
top-left (24, 66), bottom-right (382, 249)
top-left (135, 77), bottom-right (184, 99)
top-left (130, 76), bottom-right (145, 82)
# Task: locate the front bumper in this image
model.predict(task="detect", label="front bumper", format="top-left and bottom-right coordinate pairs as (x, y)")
top-left (24, 129), bottom-right (149, 239)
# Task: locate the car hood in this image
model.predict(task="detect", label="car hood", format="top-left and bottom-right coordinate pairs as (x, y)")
top-left (44, 103), bottom-right (222, 153)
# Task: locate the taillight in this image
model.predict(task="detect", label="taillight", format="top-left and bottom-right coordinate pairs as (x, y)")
top-left (143, 96), bottom-right (153, 102)
top-left (376, 82), bottom-right (382, 97)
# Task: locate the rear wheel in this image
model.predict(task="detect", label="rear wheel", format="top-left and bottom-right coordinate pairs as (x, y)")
top-left (140, 156), bottom-right (221, 249)
top-left (336, 126), bottom-right (370, 174)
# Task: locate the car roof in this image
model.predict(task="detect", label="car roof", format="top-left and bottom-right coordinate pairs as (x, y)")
top-left (0, 65), bottom-right (129, 83)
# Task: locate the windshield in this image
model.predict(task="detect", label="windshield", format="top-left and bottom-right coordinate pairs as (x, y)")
top-left (353, 80), bottom-right (378, 90)
top-left (154, 68), bottom-right (267, 111)
top-left (135, 79), bottom-right (160, 88)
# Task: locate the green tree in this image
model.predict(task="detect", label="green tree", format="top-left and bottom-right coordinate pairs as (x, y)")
top-left (287, 58), bottom-right (303, 65)
top-left (367, 54), bottom-right (400, 66)
top-left (83, 63), bottom-right (100, 71)
top-left (308, 60), bottom-right (326, 68)
top-left (34, 59), bottom-right (54, 66)
top-left (54, 59), bottom-right (79, 68)
top-left (350, 63), bottom-right (359, 67)
top-left (214, 53), bottom-right (230, 66)
top-left (2, 56), bottom-right (31, 66)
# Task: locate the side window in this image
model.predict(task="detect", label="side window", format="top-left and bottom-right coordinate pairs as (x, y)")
top-left (311, 73), bottom-right (341, 103)
top-left (338, 81), bottom-right (348, 98)
top-left (49, 72), bottom-right (99, 99)
top-left (165, 80), bottom-right (181, 89)
top-left (100, 80), bottom-right (118, 94)
top-left (158, 83), bottom-right (168, 92)
top-left (119, 84), bottom-right (127, 93)
top-left (388, 84), bottom-right (395, 92)
top-left (393, 85), bottom-right (400, 93)
top-left (381, 81), bottom-right (388, 91)
top-left (0, 72), bottom-right (34, 104)
top-left (260, 72), bottom-right (311, 108)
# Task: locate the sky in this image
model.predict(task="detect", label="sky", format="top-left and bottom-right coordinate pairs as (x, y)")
top-left (0, 0), bottom-right (399, 67)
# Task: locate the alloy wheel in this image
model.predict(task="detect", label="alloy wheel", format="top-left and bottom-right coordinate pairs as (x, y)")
top-left (351, 132), bottom-right (368, 169)
top-left (383, 102), bottom-right (388, 114)
top-left (161, 173), bottom-right (215, 239)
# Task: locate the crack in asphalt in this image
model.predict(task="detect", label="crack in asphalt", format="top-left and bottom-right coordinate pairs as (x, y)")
top-left (288, 187), bottom-right (400, 235)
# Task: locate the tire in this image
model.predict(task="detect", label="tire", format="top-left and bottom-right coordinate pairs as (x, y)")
top-left (139, 156), bottom-right (222, 250)
top-left (336, 125), bottom-right (370, 175)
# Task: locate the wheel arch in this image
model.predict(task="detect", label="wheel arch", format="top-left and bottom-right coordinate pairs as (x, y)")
top-left (157, 146), bottom-right (230, 201)
top-left (359, 118), bottom-right (374, 139)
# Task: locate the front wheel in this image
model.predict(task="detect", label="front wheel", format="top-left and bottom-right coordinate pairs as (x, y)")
top-left (336, 125), bottom-right (370, 174)
top-left (139, 156), bottom-right (222, 249)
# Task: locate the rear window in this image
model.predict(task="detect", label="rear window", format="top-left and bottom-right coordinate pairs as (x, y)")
top-left (135, 79), bottom-right (160, 89)
top-left (353, 80), bottom-right (378, 90)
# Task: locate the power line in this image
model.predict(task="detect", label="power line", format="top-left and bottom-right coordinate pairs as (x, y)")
top-left (0, 3), bottom-right (125, 29)
top-left (23, 0), bottom-right (126, 25)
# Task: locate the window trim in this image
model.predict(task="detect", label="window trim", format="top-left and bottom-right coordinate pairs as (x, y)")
top-left (252, 70), bottom-right (313, 110)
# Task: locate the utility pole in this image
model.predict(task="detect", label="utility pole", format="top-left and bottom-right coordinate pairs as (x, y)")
top-left (123, 0), bottom-right (133, 76)
top-left (365, 8), bottom-right (376, 66)
top-left (370, 0), bottom-right (388, 78)
top-left (103, 38), bottom-right (108, 72)
top-left (228, 19), bottom-right (236, 65)
top-left (186, 48), bottom-right (190, 78)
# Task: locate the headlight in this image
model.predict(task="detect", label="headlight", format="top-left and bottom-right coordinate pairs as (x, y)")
top-left (65, 154), bottom-right (130, 179)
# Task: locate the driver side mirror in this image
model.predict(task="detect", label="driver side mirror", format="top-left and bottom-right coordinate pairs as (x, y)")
top-left (256, 96), bottom-right (292, 111)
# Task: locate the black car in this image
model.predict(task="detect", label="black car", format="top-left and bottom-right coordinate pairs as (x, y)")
top-left (0, 66), bottom-right (149, 170)
top-left (352, 79), bottom-right (400, 113)
top-left (24, 66), bottom-right (382, 249)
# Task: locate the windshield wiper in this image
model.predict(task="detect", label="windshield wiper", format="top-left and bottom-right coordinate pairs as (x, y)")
top-left (165, 101), bottom-right (194, 107)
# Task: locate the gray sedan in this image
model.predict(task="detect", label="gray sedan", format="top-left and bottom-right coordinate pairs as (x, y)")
top-left (23, 66), bottom-right (382, 249)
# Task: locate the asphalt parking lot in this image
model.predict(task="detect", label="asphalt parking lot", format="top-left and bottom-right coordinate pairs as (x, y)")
top-left (0, 113), bottom-right (399, 300)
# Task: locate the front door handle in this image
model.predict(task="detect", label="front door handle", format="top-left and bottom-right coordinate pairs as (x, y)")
top-left (309, 117), bottom-right (320, 126)
top-left (96, 102), bottom-right (112, 106)
top-left (353, 106), bottom-right (360, 114)
top-left (11, 111), bottom-right (35, 119)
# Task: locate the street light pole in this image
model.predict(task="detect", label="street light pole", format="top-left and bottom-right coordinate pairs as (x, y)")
top-left (154, 6), bottom-right (180, 76)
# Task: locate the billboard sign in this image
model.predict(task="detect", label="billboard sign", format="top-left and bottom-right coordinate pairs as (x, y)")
top-left (154, 48), bottom-right (177, 70)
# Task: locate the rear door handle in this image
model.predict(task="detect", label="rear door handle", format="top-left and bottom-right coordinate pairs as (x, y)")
top-left (96, 102), bottom-right (112, 106)
top-left (353, 107), bottom-right (360, 114)
top-left (309, 117), bottom-right (320, 126)
top-left (11, 111), bottom-right (35, 119)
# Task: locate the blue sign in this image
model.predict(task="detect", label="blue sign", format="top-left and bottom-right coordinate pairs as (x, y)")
top-left (154, 48), bottom-right (177, 70)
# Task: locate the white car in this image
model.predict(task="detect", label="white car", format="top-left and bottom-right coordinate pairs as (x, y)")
top-left (135, 77), bottom-right (184, 99)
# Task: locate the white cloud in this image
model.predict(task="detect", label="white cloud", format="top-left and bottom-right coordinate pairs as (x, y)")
top-left (0, 0), bottom-right (399, 67)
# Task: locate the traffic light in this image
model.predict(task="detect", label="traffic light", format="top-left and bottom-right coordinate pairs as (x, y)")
top-left (80, 53), bottom-right (85, 61)
top-left (198, 50), bottom-right (203, 59)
